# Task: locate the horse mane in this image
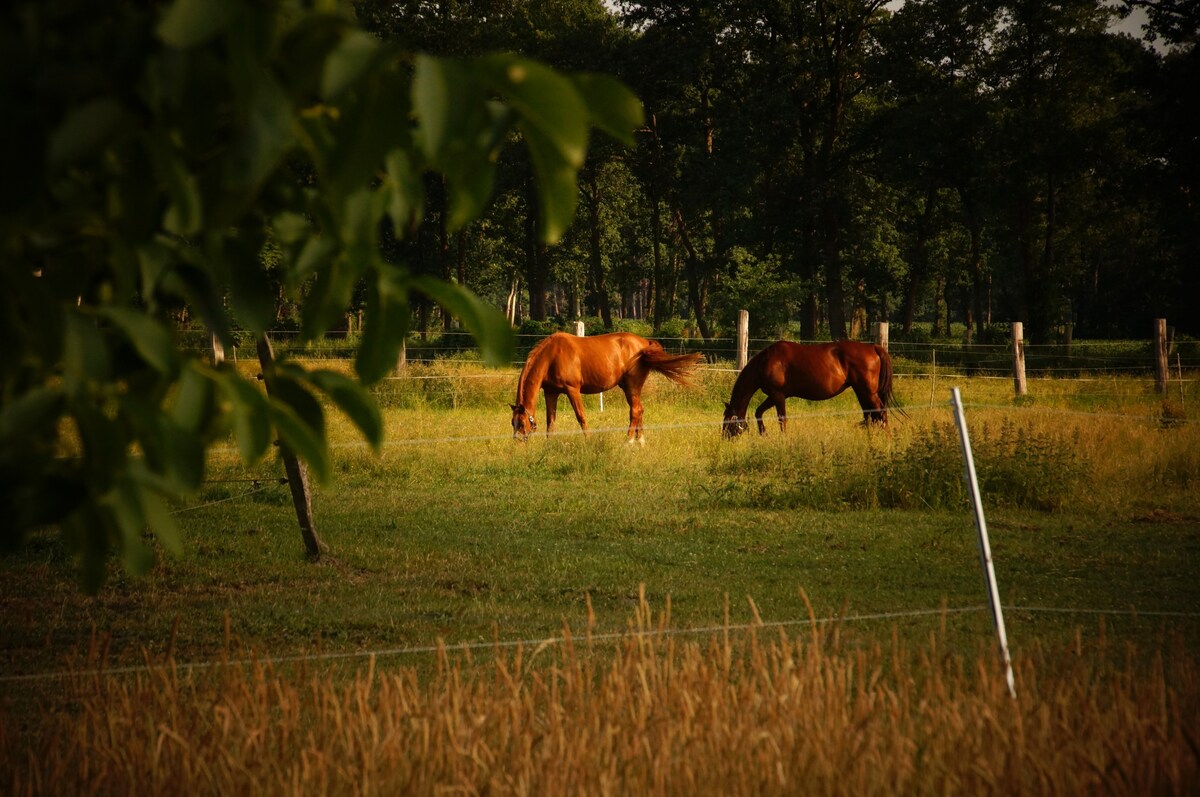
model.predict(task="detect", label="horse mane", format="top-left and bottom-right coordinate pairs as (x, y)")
top-left (515, 334), bottom-right (562, 407)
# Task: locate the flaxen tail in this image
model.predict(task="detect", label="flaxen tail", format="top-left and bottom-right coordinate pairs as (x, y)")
top-left (640, 344), bottom-right (704, 385)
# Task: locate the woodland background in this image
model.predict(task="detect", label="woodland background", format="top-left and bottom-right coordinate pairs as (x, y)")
top-left (342, 0), bottom-right (1200, 345)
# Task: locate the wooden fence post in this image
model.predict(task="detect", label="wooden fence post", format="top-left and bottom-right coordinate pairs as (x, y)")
top-left (1154, 318), bottom-right (1168, 394)
top-left (736, 309), bottom-right (749, 371)
top-left (395, 339), bottom-right (407, 374)
top-left (872, 321), bottom-right (889, 351)
top-left (1011, 322), bottom-right (1027, 396)
top-left (256, 334), bottom-right (324, 559)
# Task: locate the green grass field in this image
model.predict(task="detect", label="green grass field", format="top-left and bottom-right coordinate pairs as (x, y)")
top-left (4, 362), bottom-right (1200, 793)
top-left (2, 363), bottom-right (1198, 682)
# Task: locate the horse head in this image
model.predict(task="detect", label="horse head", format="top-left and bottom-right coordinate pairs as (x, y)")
top-left (510, 403), bottom-right (538, 440)
top-left (721, 402), bottom-right (749, 439)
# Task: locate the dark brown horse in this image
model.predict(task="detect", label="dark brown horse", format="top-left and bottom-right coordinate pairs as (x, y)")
top-left (512, 332), bottom-right (703, 442)
top-left (722, 340), bottom-right (897, 437)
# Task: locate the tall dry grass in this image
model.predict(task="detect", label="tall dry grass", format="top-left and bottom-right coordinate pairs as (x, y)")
top-left (3, 595), bottom-right (1197, 796)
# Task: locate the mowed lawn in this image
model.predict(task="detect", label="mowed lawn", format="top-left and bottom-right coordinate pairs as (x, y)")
top-left (2, 367), bottom-right (1198, 681)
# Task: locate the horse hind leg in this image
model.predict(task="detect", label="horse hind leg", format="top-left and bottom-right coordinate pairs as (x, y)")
top-left (853, 386), bottom-right (886, 426)
top-left (565, 387), bottom-right (589, 434)
top-left (619, 380), bottom-right (646, 442)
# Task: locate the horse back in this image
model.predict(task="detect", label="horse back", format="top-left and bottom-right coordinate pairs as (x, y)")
top-left (538, 332), bottom-right (649, 392)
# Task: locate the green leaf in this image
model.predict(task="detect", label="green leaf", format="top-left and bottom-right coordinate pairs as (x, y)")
top-left (0, 387), bottom-right (63, 442)
top-left (269, 400), bottom-right (330, 483)
top-left (519, 121), bottom-right (581, 243)
top-left (224, 230), bottom-right (277, 335)
top-left (139, 489), bottom-right (183, 558)
top-left (97, 307), bottom-right (179, 377)
top-left (157, 0), bottom-right (235, 47)
top-left (292, 234), bottom-right (338, 283)
top-left (383, 149), bottom-right (425, 238)
top-left (410, 275), bottom-right (514, 368)
top-left (571, 73), bottom-right (644, 147)
top-left (270, 372), bottom-right (326, 439)
top-left (412, 55), bottom-right (480, 164)
top-left (272, 211), bottom-right (311, 245)
top-left (148, 134), bottom-right (204, 236)
top-left (105, 478), bottom-right (155, 577)
top-left (219, 373), bottom-right (272, 464)
top-left (308, 369), bottom-right (382, 450)
top-left (226, 75), bottom-right (295, 208)
top-left (477, 54), bottom-right (589, 168)
top-left (62, 313), bottom-right (112, 395)
top-left (47, 99), bottom-right (127, 172)
top-left (170, 364), bottom-right (213, 432)
top-left (321, 30), bottom-right (379, 100)
top-left (325, 70), bottom-right (409, 201)
top-left (355, 267), bottom-right (409, 384)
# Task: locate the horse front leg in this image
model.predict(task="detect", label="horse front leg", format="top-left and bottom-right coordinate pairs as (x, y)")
top-left (565, 387), bottom-right (589, 434)
top-left (754, 393), bottom-right (787, 434)
top-left (544, 390), bottom-right (560, 435)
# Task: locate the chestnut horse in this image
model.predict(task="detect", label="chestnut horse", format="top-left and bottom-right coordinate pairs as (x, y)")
top-left (722, 340), bottom-right (897, 437)
top-left (511, 332), bottom-right (703, 441)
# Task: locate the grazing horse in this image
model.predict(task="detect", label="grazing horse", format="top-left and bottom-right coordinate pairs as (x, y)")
top-left (511, 332), bottom-right (703, 442)
top-left (722, 340), bottom-right (897, 437)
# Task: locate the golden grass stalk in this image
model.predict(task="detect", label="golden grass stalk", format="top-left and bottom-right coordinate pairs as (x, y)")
top-left (3, 599), bottom-right (1197, 796)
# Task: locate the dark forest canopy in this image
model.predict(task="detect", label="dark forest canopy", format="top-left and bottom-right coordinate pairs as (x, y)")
top-left (359, 0), bottom-right (1199, 342)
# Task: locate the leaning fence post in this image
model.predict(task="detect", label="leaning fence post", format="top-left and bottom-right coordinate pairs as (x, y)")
top-left (1155, 318), bottom-right (1169, 394)
top-left (736, 309), bottom-right (749, 371)
top-left (256, 334), bottom-right (324, 560)
top-left (950, 387), bottom-right (1016, 699)
top-left (1011, 322), bottom-right (1027, 396)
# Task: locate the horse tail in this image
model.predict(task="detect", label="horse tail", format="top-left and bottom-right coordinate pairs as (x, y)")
top-left (640, 345), bottom-right (704, 385)
top-left (874, 345), bottom-right (907, 420)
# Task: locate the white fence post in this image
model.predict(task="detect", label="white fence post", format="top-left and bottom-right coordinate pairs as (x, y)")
top-left (1011, 322), bottom-right (1027, 396)
top-left (736, 309), bottom-right (749, 371)
top-left (950, 387), bottom-right (1016, 700)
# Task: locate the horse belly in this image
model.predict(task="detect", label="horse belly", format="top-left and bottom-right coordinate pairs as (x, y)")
top-left (784, 363), bottom-right (847, 401)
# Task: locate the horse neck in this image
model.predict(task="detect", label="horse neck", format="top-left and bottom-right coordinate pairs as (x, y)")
top-left (729, 359), bottom-right (760, 417)
top-left (516, 351), bottom-right (549, 408)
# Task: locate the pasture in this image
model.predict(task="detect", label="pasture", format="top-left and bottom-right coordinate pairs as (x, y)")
top-left (2, 357), bottom-right (1199, 793)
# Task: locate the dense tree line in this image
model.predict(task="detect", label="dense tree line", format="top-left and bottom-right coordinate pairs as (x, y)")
top-left (358, 0), bottom-right (1199, 342)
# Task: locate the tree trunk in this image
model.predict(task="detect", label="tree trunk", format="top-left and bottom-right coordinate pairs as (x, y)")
top-left (524, 181), bottom-right (548, 321)
top-left (585, 166), bottom-right (614, 329)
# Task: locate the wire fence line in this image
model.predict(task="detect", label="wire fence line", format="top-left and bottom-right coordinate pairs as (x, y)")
top-left (4, 603), bottom-right (1197, 686)
top-left (180, 327), bottom-right (1200, 380)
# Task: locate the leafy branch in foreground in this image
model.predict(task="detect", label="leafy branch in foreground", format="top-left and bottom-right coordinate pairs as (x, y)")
top-left (0, 0), bottom-right (642, 591)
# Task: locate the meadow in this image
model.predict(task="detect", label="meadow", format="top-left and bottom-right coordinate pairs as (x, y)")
top-left (2, 356), bottom-right (1199, 793)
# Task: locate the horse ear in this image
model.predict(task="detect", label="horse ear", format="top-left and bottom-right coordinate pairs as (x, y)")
top-left (723, 402), bottom-right (731, 412)
top-left (509, 403), bottom-right (518, 412)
